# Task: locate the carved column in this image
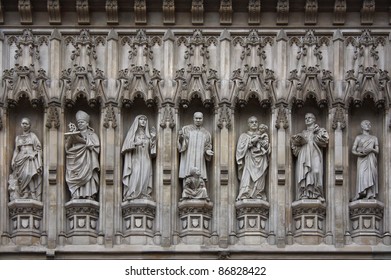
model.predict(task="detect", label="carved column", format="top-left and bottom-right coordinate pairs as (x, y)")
top-left (159, 29), bottom-right (176, 247)
top-left (216, 30), bottom-right (232, 248)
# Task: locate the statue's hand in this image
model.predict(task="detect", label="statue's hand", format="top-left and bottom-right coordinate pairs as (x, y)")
top-left (206, 149), bottom-right (214, 156)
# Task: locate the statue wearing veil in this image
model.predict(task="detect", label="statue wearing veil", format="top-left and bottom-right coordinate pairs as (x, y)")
top-left (122, 115), bottom-right (157, 201)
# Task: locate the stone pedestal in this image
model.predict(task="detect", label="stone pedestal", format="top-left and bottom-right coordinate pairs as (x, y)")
top-left (292, 199), bottom-right (326, 245)
top-left (235, 199), bottom-right (270, 245)
top-left (8, 199), bottom-right (44, 245)
top-left (178, 199), bottom-right (213, 245)
top-left (349, 199), bottom-right (384, 245)
top-left (121, 199), bottom-right (156, 245)
top-left (65, 199), bottom-right (100, 245)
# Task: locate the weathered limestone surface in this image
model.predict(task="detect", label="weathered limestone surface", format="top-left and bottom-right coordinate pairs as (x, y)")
top-left (0, 0), bottom-right (391, 259)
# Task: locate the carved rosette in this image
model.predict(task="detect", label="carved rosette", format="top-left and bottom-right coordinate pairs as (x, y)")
top-left (65, 199), bottom-right (100, 242)
top-left (8, 199), bottom-right (44, 243)
top-left (121, 199), bottom-right (156, 239)
top-left (235, 200), bottom-right (270, 244)
top-left (292, 199), bottom-right (326, 245)
top-left (349, 200), bottom-right (384, 244)
top-left (178, 200), bottom-right (213, 243)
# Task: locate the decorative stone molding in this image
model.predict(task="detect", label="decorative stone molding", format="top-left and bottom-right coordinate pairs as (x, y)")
top-left (135, 0), bottom-right (147, 25)
top-left (235, 199), bottom-right (269, 245)
top-left (332, 105), bottom-right (346, 130)
top-left (276, 0), bottom-right (289, 25)
top-left (61, 29), bottom-right (106, 107)
top-left (48, 0), bottom-right (61, 25)
top-left (292, 199), bottom-right (326, 245)
top-left (333, 0), bottom-right (346, 25)
top-left (349, 199), bottom-right (384, 245)
top-left (65, 199), bottom-right (99, 244)
top-left (8, 199), bottom-right (43, 245)
top-left (361, 0), bottom-right (375, 25)
top-left (121, 199), bottom-right (156, 244)
top-left (46, 105), bottom-right (60, 129)
top-left (18, 0), bottom-right (32, 24)
top-left (248, 0), bottom-right (261, 25)
top-left (275, 105), bottom-right (289, 129)
top-left (217, 102), bottom-right (232, 129)
top-left (163, 0), bottom-right (175, 24)
top-left (178, 199), bottom-right (213, 244)
top-left (105, 0), bottom-right (118, 24)
top-left (103, 103), bottom-right (117, 129)
top-left (305, 0), bottom-right (318, 25)
top-left (191, 0), bottom-right (204, 25)
top-left (76, 0), bottom-right (90, 25)
top-left (160, 103), bottom-right (175, 129)
top-left (220, 0), bottom-right (232, 25)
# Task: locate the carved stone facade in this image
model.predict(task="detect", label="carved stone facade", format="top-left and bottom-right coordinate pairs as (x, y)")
top-left (1, 0), bottom-right (391, 259)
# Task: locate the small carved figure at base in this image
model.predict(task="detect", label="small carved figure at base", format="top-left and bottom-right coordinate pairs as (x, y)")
top-left (8, 174), bottom-right (20, 201)
top-left (180, 167), bottom-right (210, 202)
top-left (352, 120), bottom-right (379, 201)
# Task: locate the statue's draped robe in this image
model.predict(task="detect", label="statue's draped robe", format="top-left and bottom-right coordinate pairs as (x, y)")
top-left (182, 176), bottom-right (208, 199)
top-left (236, 132), bottom-right (269, 200)
top-left (12, 132), bottom-right (42, 199)
top-left (355, 135), bottom-right (378, 197)
top-left (291, 126), bottom-right (328, 200)
top-left (178, 125), bottom-right (212, 180)
top-left (66, 131), bottom-right (100, 198)
top-left (122, 116), bottom-right (156, 200)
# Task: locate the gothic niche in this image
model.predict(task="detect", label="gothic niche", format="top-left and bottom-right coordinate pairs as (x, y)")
top-left (3, 29), bottom-right (47, 245)
top-left (231, 30), bottom-right (276, 245)
top-left (175, 30), bottom-right (218, 245)
top-left (288, 30), bottom-right (332, 245)
top-left (117, 30), bottom-right (162, 245)
top-left (61, 29), bottom-right (105, 245)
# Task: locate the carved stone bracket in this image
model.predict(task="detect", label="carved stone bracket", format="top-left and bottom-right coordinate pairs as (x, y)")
top-left (191, 0), bottom-right (204, 25)
top-left (76, 0), bottom-right (90, 25)
top-left (48, 0), bottom-right (61, 24)
top-left (103, 103), bottom-right (117, 129)
top-left (160, 103), bottom-right (175, 129)
top-left (305, 0), bottom-right (318, 25)
top-left (121, 199), bottom-right (156, 244)
top-left (178, 200), bottom-right (213, 244)
top-left (349, 199), bottom-right (384, 245)
top-left (275, 105), bottom-right (289, 129)
top-left (248, 0), bottom-right (261, 25)
top-left (65, 199), bottom-right (99, 244)
top-left (217, 102), bottom-right (232, 129)
top-left (163, 0), bottom-right (175, 24)
top-left (8, 199), bottom-right (44, 245)
top-left (18, 0), bottom-right (32, 24)
top-left (135, 0), bottom-right (147, 24)
top-left (361, 0), bottom-right (375, 25)
top-left (235, 199), bottom-right (270, 245)
top-left (105, 0), bottom-right (118, 24)
top-left (332, 105), bottom-right (346, 130)
top-left (46, 104), bottom-right (60, 129)
top-left (333, 0), bottom-right (346, 25)
top-left (292, 199), bottom-right (326, 245)
top-left (276, 0), bottom-right (289, 25)
top-left (220, 0), bottom-right (232, 25)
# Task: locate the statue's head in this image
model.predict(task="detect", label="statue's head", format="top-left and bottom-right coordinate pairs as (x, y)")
top-left (247, 116), bottom-right (258, 131)
top-left (360, 120), bottom-right (371, 131)
top-left (190, 166), bottom-right (201, 177)
top-left (76, 110), bottom-right (90, 131)
top-left (193, 112), bottom-right (203, 127)
top-left (304, 113), bottom-right (316, 126)
top-left (21, 117), bottom-right (31, 132)
top-left (259, 123), bottom-right (268, 133)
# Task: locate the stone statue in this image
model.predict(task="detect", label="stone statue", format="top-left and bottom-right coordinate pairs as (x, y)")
top-left (352, 120), bottom-right (379, 200)
top-left (65, 110), bottom-right (100, 200)
top-left (181, 167), bottom-right (210, 201)
top-left (236, 117), bottom-right (270, 201)
top-left (178, 112), bottom-right (213, 184)
top-left (8, 117), bottom-right (42, 201)
top-left (291, 113), bottom-right (329, 201)
top-left (122, 115), bottom-right (157, 201)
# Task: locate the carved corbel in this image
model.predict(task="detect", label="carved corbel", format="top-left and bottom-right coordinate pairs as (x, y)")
top-left (18, 0), bottom-right (32, 24)
top-left (76, 0), bottom-right (90, 25)
top-left (163, 0), bottom-right (175, 24)
top-left (48, 0), bottom-right (61, 24)
top-left (305, 0), bottom-right (318, 25)
top-left (332, 104), bottom-right (346, 130)
top-left (217, 102), bottom-right (232, 129)
top-left (333, 0), bottom-right (346, 25)
top-left (248, 0), bottom-right (261, 25)
top-left (275, 105), bottom-right (289, 130)
top-left (103, 103), bottom-right (117, 129)
top-left (361, 0), bottom-right (375, 25)
top-left (160, 103), bottom-right (175, 129)
top-left (135, 0), bottom-right (147, 24)
top-left (220, 0), bottom-right (232, 25)
top-left (191, 0), bottom-right (204, 25)
top-left (105, 0), bottom-right (118, 24)
top-left (276, 0), bottom-right (289, 25)
top-left (46, 104), bottom-right (60, 129)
